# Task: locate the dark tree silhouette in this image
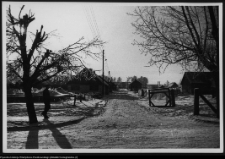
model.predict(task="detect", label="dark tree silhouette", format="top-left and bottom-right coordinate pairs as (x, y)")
top-left (116, 77), bottom-right (122, 83)
top-left (137, 76), bottom-right (148, 88)
top-left (6, 5), bottom-right (104, 124)
top-left (131, 76), bottom-right (137, 82)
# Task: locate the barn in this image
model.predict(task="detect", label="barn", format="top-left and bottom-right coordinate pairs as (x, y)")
top-left (180, 72), bottom-right (215, 95)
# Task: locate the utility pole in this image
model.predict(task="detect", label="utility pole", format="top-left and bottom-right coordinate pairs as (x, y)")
top-left (102, 50), bottom-right (105, 96)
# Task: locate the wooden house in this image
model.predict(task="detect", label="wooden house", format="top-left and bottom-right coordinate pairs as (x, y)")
top-left (129, 79), bottom-right (142, 92)
top-left (67, 68), bottom-right (109, 94)
top-left (180, 72), bottom-right (215, 95)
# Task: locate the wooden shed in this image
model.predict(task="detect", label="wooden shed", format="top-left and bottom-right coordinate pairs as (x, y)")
top-left (129, 79), bottom-right (142, 92)
top-left (168, 82), bottom-right (179, 88)
top-left (180, 72), bottom-right (215, 95)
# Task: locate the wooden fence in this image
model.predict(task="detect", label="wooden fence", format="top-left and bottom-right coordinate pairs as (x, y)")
top-left (194, 88), bottom-right (219, 118)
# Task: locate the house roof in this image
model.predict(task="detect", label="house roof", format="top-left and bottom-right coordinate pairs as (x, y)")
top-left (168, 82), bottom-right (179, 88)
top-left (129, 79), bottom-right (142, 86)
top-left (76, 68), bottom-right (96, 80)
top-left (67, 68), bottom-right (109, 86)
top-left (180, 72), bottom-right (214, 85)
top-left (96, 75), bottom-right (109, 86)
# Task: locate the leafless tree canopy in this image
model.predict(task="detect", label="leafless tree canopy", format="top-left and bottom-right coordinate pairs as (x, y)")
top-left (129, 6), bottom-right (219, 73)
top-left (6, 5), bottom-right (104, 86)
top-left (6, 5), bottom-right (104, 124)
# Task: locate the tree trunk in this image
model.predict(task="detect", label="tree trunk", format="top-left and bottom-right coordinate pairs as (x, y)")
top-left (24, 85), bottom-right (38, 124)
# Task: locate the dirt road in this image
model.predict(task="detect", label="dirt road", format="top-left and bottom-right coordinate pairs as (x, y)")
top-left (7, 90), bottom-right (220, 150)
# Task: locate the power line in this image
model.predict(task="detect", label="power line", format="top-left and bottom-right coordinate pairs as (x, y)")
top-left (84, 6), bottom-right (104, 51)
top-left (89, 6), bottom-right (103, 50)
top-left (84, 6), bottom-right (109, 77)
top-left (84, 6), bottom-right (97, 38)
top-left (90, 7), bottom-right (101, 39)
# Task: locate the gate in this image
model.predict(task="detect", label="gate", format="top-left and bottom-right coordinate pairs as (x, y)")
top-left (194, 88), bottom-right (219, 118)
top-left (148, 88), bottom-right (175, 107)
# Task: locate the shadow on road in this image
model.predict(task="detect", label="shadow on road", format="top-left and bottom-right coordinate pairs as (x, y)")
top-left (26, 129), bottom-right (39, 149)
top-left (8, 117), bottom-right (85, 132)
top-left (43, 119), bottom-right (72, 149)
top-left (26, 119), bottom-right (73, 149)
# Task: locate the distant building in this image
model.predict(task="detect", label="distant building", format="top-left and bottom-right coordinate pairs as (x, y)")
top-left (147, 84), bottom-right (159, 90)
top-left (114, 82), bottom-right (130, 89)
top-left (129, 79), bottom-right (142, 92)
top-left (167, 82), bottom-right (180, 96)
top-left (107, 81), bottom-right (117, 92)
top-left (180, 72), bottom-right (215, 94)
top-left (168, 82), bottom-right (179, 88)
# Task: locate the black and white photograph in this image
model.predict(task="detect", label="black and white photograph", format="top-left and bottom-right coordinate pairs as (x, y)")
top-left (2, 1), bottom-right (223, 154)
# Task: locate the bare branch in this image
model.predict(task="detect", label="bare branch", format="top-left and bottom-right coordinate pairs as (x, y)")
top-left (129, 6), bottom-right (218, 73)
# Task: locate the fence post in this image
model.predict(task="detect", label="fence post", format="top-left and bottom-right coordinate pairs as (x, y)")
top-left (171, 89), bottom-right (175, 107)
top-left (149, 90), bottom-right (151, 106)
top-left (73, 95), bottom-right (76, 106)
top-left (194, 88), bottom-right (199, 115)
top-left (79, 94), bottom-right (82, 102)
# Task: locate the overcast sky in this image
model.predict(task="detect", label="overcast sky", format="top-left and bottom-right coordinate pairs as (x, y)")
top-left (4, 2), bottom-right (208, 85)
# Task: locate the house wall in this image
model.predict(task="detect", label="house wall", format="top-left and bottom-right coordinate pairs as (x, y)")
top-left (181, 78), bottom-right (213, 95)
top-left (90, 84), bottom-right (99, 91)
top-left (129, 82), bottom-right (142, 92)
top-left (181, 77), bottom-right (192, 94)
top-left (192, 83), bottom-right (212, 95)
top-left (80, 85), bottom-right (90, 93)
top-left (67, 84), bottom-right (80, 93)
top-left (98, 85), bottom-right (109, 95)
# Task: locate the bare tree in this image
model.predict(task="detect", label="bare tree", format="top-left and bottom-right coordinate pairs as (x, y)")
top-left (129, 6), bottom-right (218, 73)
top-left (129, 6), bottom-right (219, 113)
top-left (6, 5), bottom-right (104, 124)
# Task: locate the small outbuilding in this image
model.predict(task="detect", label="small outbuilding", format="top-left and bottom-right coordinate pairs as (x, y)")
top-left (129, 79), bottom-right (142, 92)
top-left (168, 82), bottom-right (179, 88)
